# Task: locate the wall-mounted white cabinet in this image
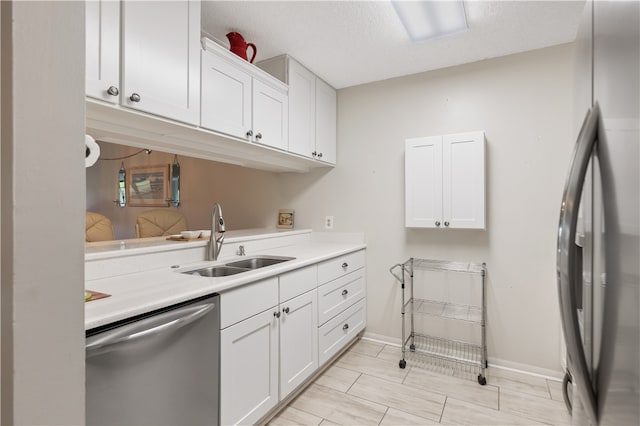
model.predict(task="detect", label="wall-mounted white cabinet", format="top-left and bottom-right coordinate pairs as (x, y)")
top-left (200, 41), bottom-right (289, 151)
top-left (258, 55), bottom-right (337, 164)
top-left (85, 0), bottom-right (201, 125)
top-left (405, 131), bottom-right (486, 230)
top-left (85, 0), bottom-right (120, 103)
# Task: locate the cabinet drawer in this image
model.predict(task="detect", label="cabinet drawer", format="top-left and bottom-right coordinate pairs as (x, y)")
top-left (317, 250), bottom-right (365, 285)
top-left (318, 269), bottom-right (365, 326)
top-left (279, 265), bottom-right (317, 303)
top-left (318, 298), bottom-right (366, 366)
top-left (220, 277), bottom-right (279, 329)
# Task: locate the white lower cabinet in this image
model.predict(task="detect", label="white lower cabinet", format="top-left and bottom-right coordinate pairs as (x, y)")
top-left (220, 253), bottom-right (365, 424)
top-left (319, 298), bottom-right (367, 365)
top-left (220, 308), bottom-right (279, 426)
top-left (279, 289), bottom-right (318, 398)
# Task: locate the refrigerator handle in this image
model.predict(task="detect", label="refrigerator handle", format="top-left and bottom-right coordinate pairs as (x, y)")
top-left (557, 103), bottom-right (600, 424)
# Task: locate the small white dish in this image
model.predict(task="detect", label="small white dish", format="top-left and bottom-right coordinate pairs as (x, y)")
top-left (198, 230), bottom-right (212, 238)
top-left (181, 230), bottom-right (201, 239)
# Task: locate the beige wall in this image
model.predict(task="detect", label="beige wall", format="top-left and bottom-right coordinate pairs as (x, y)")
top-left (87, 143), bottom-right (286, 239)
top-left (279, 44), bottom-right (575, 373)
top-left (86, 44), bottom-right (575, 374)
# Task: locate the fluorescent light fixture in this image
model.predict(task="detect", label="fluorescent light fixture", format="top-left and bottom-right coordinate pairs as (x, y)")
top-left (392, 0), bottom-right (468, 42)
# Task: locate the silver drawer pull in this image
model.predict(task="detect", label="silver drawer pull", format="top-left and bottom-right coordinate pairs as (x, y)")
top-left (273, 311), bottom-right (281, 318)
top-left (342, 262), bottom-right (348, 269)
top-left (283, 307), bottom-right (290, 314)
top-left (342, 324), bottom-right (349, 331)
top-left (341, 289), bottom-right (348, 296)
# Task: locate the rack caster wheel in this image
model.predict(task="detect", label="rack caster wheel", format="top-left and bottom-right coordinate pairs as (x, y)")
top-left (399, 360), bottom-right (407, 369)
top-left (477, 375), bottom-right (487, 385)
top-left (409, 344), bottom-right (416, 352)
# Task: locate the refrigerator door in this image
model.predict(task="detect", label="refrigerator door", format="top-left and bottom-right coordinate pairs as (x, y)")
top-left (593, 1), bottom-right (640, 425)
top-left (557, 103), bottom-right (599, 425)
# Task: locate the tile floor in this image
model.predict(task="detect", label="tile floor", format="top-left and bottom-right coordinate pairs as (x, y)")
top-left (269, 339), bottom-right (571, 426)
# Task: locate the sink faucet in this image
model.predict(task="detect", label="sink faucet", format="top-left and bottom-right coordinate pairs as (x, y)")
top-left (209, 203), bottom-right (225, 261)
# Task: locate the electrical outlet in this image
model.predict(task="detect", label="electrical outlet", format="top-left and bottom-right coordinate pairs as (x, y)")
top-left (325, 216), bottom-right (334, 230)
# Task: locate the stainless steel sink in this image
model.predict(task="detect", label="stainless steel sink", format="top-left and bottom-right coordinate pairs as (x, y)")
top-left (225, 256), bottom-right (295, 270)
top-left (185, 266), bottom-right (250, 277)
top-left (182, 256), bottom-right (295, 277)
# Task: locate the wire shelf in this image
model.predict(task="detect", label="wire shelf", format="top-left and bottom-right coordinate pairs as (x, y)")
top-left (412, 258), bottom-right (485, 274)
top-left (411, 299), bottom-right (483, 324)
top-left (394, 257), bottom-right (487, 385)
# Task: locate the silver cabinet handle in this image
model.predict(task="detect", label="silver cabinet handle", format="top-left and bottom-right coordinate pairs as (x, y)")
top-left (86, 302), bottom-right (215, 357)
top-left (273, 311), bottom-right (281, 318)
top-left (342, 262), bottom-right (348, 268)
top-left (312, 151), bottom-right (317, 157)
top-left (435, 221), bottom-right (441, 227)
top-left (129, 93), bottom-right (141, 102)
top-left (318, 152), bottom-right (323, 158)
top-left (342, 324), bottom-right (349, 331)
top-left (107, 86), bottom-right (119, 96)
top-left (282, 307), bottom-right (290, 314)
top-left (255, 133), bottom-right (262, 140)
top-left (557, 103), bottom-right (599, 425)
top-left (246, 130), bottom-right (253, 138)
top-left (444, 221), bottom-right (450, 227)
top-left (341, 289), bottom-right (348, 296)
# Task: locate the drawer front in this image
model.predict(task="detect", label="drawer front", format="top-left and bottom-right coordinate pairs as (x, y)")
top-left (317, 250), bottom-right (365, 285)
top-left (220, 277), bottom-right (279, 329)
top-left (318, 269), bottom-right (365, 326)
top-left (279, 265), bottom-right (317, 303)
top-left (318, 298), bottom-right (366, 366)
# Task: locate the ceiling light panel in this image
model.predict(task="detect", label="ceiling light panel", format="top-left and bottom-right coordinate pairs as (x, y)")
top-left (392, 0), bottom-right (468, 42)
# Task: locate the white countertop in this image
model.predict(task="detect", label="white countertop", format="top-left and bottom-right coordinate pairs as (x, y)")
top-left (85, 233), bottom-right (365, 330)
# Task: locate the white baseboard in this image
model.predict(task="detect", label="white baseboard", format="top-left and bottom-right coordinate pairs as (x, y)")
top-left (361, 332), bottom-right (563, 381)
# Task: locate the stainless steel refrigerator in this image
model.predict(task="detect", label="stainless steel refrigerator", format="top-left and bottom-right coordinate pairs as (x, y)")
top-left (557, 1), bottom-right (639, 425)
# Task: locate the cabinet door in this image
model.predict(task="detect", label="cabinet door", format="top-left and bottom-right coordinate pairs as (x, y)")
top-left (287, 60), bottom-right (316, 158)
top-left (279, 289), bottom-right (318, 399)
top-left (86, 0), bottom-right (120, 103)
top-left (442, 131), bottom-right (486, 229)
top-left (121, 0), bottom-right (200, 125)
top-left (200, 50), bottom-right (252, 139)
top-left (315, 78), bottom-right (337, 164)
top-left (221, 308), bottom-right (279, 426)
top-left (252, 79), bottom-right (289, 150)
top-left (405, 136), bottom-right (443, 228)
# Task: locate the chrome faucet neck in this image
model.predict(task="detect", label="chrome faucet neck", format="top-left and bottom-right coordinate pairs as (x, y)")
top-left (209, 203), bottom-right (225, 261)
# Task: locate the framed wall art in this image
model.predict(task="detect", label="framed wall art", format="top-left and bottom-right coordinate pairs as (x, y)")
top-left (277, 209), bottom-right (294, 229)
top-left (126, 165), bottom-right (170, 207)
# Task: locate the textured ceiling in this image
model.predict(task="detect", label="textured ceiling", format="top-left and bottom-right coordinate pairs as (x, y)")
top-left (202, 1), bottom-right (585, 89)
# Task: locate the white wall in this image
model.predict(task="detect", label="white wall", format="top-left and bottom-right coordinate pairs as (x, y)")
top-left (1, 1), bottom-right (85, 423)
top-left (280, 44), bottom-right (575, 373)
top-left (87, 142), bottom-right (286, 239)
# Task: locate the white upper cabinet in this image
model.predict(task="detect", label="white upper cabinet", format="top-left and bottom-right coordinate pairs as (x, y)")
top-left (287, 60), bottom-right (316, 158)
top-left (200, 49), bottom-right (252, 139)
top-left (85, 0), bottom-right (120, 103)
top-left (252, 79), bottom-right (289, 151)
top-left (200, 40), bottom-right (289, 151)
top-left (406, 131), bottom-right (485, 230)
top-left (120, 0), bottom-right (201, 125)
top-left (258, 56), bottom-right (337, 164)
top-left (315, 78), bottom-right (337, 164)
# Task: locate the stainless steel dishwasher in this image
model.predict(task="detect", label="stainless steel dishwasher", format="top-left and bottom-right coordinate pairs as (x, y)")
top-left (86, 293), bottom-right (220, 425)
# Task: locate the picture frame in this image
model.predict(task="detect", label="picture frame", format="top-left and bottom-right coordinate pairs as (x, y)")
top-left (126, 164), bottom-right (170, 207)
top-left (277, 209), bottom-right (294, 229)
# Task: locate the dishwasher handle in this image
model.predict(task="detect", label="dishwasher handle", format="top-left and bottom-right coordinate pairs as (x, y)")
top-left (86, 302), bottom-right (215, 357)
